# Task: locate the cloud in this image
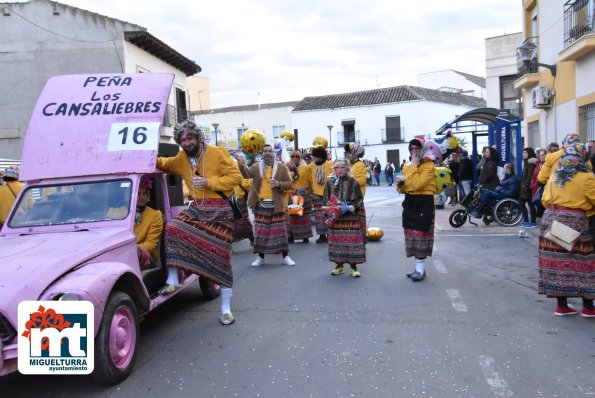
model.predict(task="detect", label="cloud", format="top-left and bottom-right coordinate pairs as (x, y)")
top-left (59, 0), bottom-right (521, 107)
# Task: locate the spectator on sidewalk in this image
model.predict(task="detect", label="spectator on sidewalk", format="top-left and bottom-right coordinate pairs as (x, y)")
top-left (519, 147), bottom-right (538, 228)
top-left (458, 150), bottom-right (473, 200)
top-left (385, 162), bottom-right (394, 186)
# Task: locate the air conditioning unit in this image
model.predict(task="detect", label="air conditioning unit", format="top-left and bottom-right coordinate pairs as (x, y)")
top-left (532, 86), bottom-right (553, 108)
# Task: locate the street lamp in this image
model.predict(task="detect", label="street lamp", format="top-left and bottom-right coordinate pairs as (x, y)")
top-left (327, 125), bottom-right (333, 153)
top-left (212, 122), bottom-right (219, 146)
top-left (517, 40), bottom-right (556, 76)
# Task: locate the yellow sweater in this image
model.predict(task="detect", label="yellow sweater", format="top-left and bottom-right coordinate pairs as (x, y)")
top-left (291, 163), bottom-right (310, 192)
top-left (350, 161), bottom-right (367, 196)
top-left (0, 181), bottom-right (24, 224)
top-left (542, 172), bottom-right (595, 216)
top-left (537, 150), bottom-right (562, 185)
top-left (157, 145), bottom-right (241, 199)
top-left (397, 161), bottom-right (436, 195)
top-left (309, 161), bottom-right (334, 196)
top-left (258, 166), bottom-right (274, 200)
top-left (134, 206), bottom-right (163, 261)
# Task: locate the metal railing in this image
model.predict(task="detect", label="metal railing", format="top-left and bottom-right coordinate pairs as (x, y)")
top-left (336, 130), bottom-right (360, 146)
top-left (381, 127), bottom-right (405, 143)
top-left (516, 37), bottom-right (539, 78)
top-left (564, 0), bottom-right (594, 47)
top-left (163, 104), bottom-right (191, 128)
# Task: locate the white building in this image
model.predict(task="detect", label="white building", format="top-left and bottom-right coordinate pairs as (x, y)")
top-left (0, 0), bottom-right (200, 158)
top-left (192, 101), bottom-right (300, 150)
top-left (514, 0), bottom-right (595, 147)
top-left (417, 70), bottom-right (486, 99)
top-left (292, 85), bottom-right (486, 166)
top-left (485, 33), bottom-right (524, 114)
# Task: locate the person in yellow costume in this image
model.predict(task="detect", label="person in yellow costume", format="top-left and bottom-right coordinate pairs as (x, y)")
top-left (231, 152), bottom-right (254, 245)
top-left (344, 143), bottom-right (368, 239)
top-left (247, 144), bottom-right (295, 266)
top-left (287, 151), bottom-right (313, 243)
top-left (134, 175), bottom-right (163, 270)
top-left (0, 166), bottom-right (24, 227)
top-left (396, 139), bottom-right (437, 282)
top-left (309, 147), bottom-right (334, 243)
top-left (156, 120), bottom-right (242, 326)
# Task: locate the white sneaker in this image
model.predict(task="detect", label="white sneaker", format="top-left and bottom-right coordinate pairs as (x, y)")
top-left (283, 256), bottom-right (296, 266)
top-left (251, 257), bottom-right (265, 267)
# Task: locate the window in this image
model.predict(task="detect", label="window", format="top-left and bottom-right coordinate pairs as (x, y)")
top-left (272, 125), bottom-right (285, 139)
top-left (384, 116), bottom-right (402, 142)
top-left (579, 102), bottom-right (595, 141)
top-left (237, 127), bottom-right (248, 143)
top-left (386, 150), bottom-right (400, 169)
top-left (499, 76), bottom-right (523, 118)
top-left (528, 120), bottom-right (540, 148)
top-left (341, 120), bottom-right (356, 143)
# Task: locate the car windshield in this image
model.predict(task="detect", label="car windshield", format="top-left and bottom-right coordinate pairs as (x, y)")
top-left (9, 179), bottom-right (133, 227)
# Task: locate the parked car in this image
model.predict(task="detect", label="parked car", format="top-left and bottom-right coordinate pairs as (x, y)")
top-left (0, 73), bottom-right (220, 384)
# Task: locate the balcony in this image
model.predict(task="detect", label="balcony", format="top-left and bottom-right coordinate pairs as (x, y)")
top-left (163, 104), bottom-right (190, 128)
top-left (560, 0), bottom-right (595, 61)
top-left (381, 127), bottom-right (405, 143)
top-left (336, 130), bottom-right (360, 146)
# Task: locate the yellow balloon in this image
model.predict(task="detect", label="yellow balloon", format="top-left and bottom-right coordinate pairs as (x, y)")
top-left (240, 129), bottom-right (265, 154)
top-left (280, 131), bottom-right (295, 141)
top-left (312, 136), bottom-right (328, 149)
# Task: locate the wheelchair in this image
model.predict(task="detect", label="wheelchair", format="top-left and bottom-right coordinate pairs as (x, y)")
top-left (448, 188), bottom-right (522, 228)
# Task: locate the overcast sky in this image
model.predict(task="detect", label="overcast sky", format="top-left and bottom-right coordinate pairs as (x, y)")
top-left (59, 0), bottom-right (522, 108)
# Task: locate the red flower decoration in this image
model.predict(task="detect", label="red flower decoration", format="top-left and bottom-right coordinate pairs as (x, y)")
top-left (21, 305), bottom-right (72, 350)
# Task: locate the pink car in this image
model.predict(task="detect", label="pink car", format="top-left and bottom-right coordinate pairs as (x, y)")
top-left (0, 74), bottom-right (220, 384)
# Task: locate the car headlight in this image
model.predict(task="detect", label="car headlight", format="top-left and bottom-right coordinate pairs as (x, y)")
top-left (57, 293), bottom-right (80, 301)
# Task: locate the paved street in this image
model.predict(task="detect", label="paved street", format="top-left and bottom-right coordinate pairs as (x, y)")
top-left (1, 185), bottom-right (594, 397)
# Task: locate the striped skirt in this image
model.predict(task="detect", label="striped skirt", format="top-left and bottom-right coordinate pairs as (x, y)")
top-left (538, 205), bottom-right (594, 299)
top-left (165, 198), bottom-right (234, 288)
top-left (233, 198), bottom-right (254, 242)
top-left (358, 204), bottom-right (367, 239)
top-left (312, 194), bottom-right (328, 235)
top-left (253, 205), bottom-right (289, 254)
top-left (328, 213), bottom-right (366, 265)
top-left (404, 225), bottom-right (434, 259)
top-left (289, 194), bottom-right (313, 240)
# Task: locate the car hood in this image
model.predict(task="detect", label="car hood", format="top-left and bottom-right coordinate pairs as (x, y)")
top-left (0, 228), bottom-right (134, 308)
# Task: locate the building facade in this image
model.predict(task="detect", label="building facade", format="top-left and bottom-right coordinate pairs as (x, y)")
top-left (191, 101), bottom-right (300, 150)
top-left (292, 85), bottom-right (485, 167)
top-left (0, 0), bottom-right (200, 159)
top-left (514, 0), bottom-right (595, 147)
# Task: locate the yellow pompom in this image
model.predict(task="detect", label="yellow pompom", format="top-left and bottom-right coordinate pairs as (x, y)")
top-left (366, 227), bottom-right (384, 241)
top-left (280, 131), bottom-right (295, 141)
top-left (240, 129), bottom-right (265, 154)
top-left (312, 136), bottom-right (328, 149)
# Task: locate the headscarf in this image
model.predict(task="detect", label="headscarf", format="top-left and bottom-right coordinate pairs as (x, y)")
top-left (344, 143), bottom-right (365, 164)
top-left (554, 134), bottom-right (589, 187)
top-left (1, 166), bottom-right (19, 180)
top-left (140, 175), bottom-right (153, 190)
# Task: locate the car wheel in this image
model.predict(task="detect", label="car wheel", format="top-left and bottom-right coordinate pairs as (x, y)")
top-left (448, 209), bottom-right (467, 228)
top-left (199, 278), bottom-right (221, 300)
top-left (93, 291), bottom-right (139, 384)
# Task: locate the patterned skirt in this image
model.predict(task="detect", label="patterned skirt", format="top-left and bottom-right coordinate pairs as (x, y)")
top-left (328, 213), bottom-right (366, 265)
top-left (312, 194), bottom-right (328, 235)
top-left (538, 205), bottom-right (594, 299)
top-left (404, 226), bottom-right (434, 259)
top-left (233, 198), bottom-right (254, 242)
top-left (289, 194), bottom-right (313, 240)
top-left (253, 205), bottom-right (289, 254)
top-left (165, 198), bottom-right (234, 288)
top-left (358, 204), bottom-right (367, 239)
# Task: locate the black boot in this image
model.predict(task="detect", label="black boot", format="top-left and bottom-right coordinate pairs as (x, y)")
top-left (316, 234), bottom-right (327, 243)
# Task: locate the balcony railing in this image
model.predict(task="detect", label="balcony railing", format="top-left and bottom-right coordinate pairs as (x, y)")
top-left (516, 37), bottom-right (539, 78)
top-left (564, 0), bottom-right (594, 47)
top-left (336, 130), bottom-right (360, 146)
top-left (163, 104), bottom-right (190, 128)
top-left (381, 127), bottom-right (405, 143)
